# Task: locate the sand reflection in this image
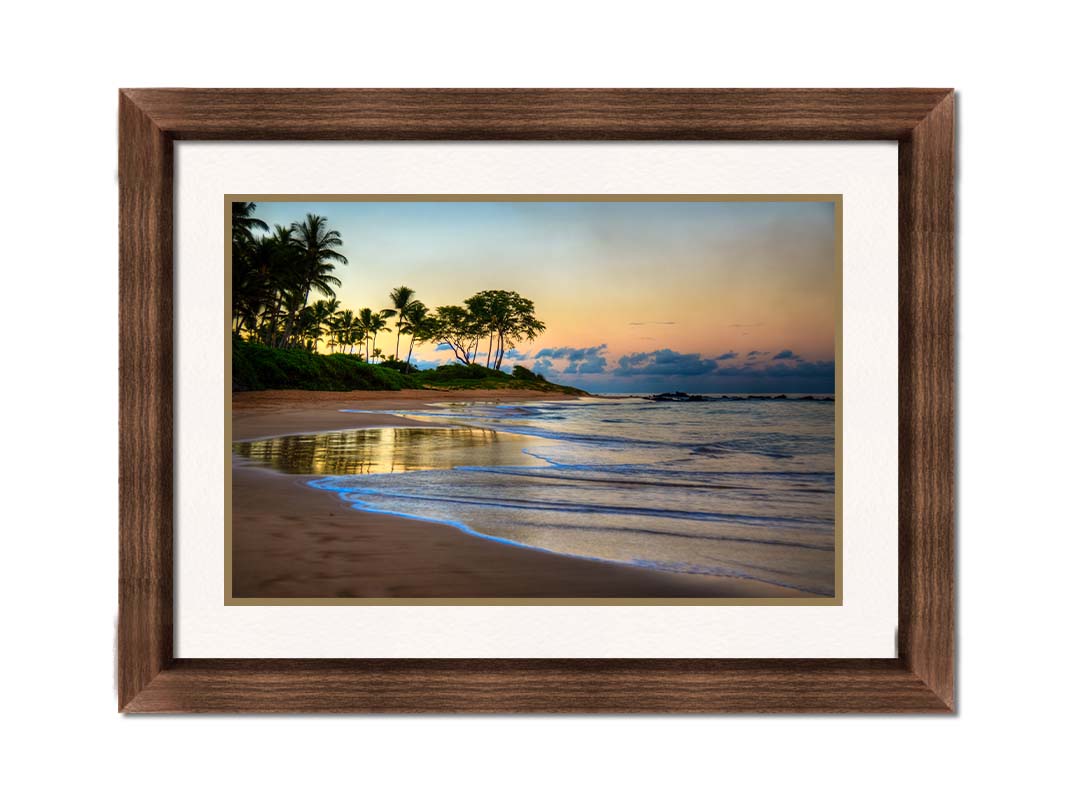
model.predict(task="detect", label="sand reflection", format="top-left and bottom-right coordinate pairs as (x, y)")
top-left (233, 426), bottom-right (542, 475)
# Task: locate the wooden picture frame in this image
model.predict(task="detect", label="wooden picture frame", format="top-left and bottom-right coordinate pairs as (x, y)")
top-left (118, 88), bottom-right (954, 713)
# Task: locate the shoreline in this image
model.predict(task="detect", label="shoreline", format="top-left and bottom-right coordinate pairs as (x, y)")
top-left (231, 389), bottom-right (818, 600)
top-left (231, 388), bottom-right (585, 440)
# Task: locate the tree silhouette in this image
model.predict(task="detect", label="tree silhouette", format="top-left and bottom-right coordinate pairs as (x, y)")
top-left (232, 204), bottom-right (548, 372)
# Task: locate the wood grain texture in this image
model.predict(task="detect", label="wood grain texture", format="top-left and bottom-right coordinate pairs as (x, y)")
top-left (898, 92), bottom-right (955, 708)
top-left (117, 88), bottom-right (955, 713)
top-left (124, 659), bottom-right (947, 713)
top-left (118, 93), bottom-right (174, 710)
top-left (122, 88), bottom-right (951, 141)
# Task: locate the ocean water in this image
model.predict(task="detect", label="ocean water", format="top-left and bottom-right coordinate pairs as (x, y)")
top-left (234, 397), bottom-right (836, 595)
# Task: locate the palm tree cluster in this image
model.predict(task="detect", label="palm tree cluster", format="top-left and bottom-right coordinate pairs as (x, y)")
top-left (232, 203), bottom-right (347, 349)
top-left (327, 305), bottom-right (394, 362)
top-left (232, 203), bottom-right (546, 369)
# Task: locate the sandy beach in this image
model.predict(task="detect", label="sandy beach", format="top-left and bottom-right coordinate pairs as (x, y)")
top-left (232, 389), bottom-right (813, 599)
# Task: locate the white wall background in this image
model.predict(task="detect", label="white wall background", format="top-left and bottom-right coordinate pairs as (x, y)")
top-left (2, 1), bottom-right (1063, 798)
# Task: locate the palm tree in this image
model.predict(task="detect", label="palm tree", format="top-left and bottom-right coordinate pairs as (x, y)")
top-left (350, 319), bottom-right (367, 359)
top-left (285, 215), bottom-right (346, 347)
top-left (232, 201), bottom-right (268, 243)
top-left (231, 205), bottom-right (272, 335)
top-left (400, 301), bottom-right (434, 368)
top-left (332, 309), bottom-right (357, 354)
top-left (368, 312), bottom-right (390, 363)
top-left (378, 307), bottom-right (397, 356)
top-left (388, 286), bottom-right (417, 361)
top-left (306, 298), bottom-right (339, 352)
top-left (357, 307), bottom-right (377, 361)
top-left (253, 225), bottom-right (301, 346)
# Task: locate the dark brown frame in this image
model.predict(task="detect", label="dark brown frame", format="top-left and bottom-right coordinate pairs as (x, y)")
top-left (119, 88), bottom-right (954, 713)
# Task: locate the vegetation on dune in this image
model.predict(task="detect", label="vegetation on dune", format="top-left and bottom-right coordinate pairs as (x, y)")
top-left (233, 339), bottom-right (586, 394)
top-left (232, 338), bottom-right (421, 392)
top-left (420, 363), bottom-right (586, 394)
top-left (230, 202), bottom-right (583, 394)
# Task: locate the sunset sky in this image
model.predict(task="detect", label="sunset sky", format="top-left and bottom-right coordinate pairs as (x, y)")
top-left (248, 200), bottom-right (837, 393)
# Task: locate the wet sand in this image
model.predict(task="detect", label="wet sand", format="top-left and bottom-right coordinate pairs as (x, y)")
top-left (231, 389), bottom-right (813, 599)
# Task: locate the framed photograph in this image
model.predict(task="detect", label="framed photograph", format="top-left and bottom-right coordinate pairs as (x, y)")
top-left (119, 89), bottom-right (954, 712)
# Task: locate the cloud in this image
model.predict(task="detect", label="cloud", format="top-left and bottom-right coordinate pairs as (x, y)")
top-left (729, 322), bottom-right (764, 328)
top-left (764, 360), bottom-right (830, 377)
top-left (533, 344), bottom-right (608, 375)
top-left (615, 349), bottom-right (718, 377)
top-left (525, 343), bottom-right (832, 393)
top-left (627, 321), bottom-right (675, 326)
top-left (536, 345), bottom-right (602, 359)
top-left (716, 360), bottom-right (834, 379)
top-left (772, 349), bottom-right (798, 360)
top-left (433, 342), bottom-right (453, 352)
top-left (563, 360), bottom-right (605, 374)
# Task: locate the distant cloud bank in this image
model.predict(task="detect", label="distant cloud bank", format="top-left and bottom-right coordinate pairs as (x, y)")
top-left (615, 349), bottom-right (718, 377)
top-left (533, 344), bottom-right (608, 374)
top-left (508, 343), bottom-right (834, 394)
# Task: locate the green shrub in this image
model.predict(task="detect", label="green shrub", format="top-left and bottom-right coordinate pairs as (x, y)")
top-left (232, 340), bottom-right (421, 391)
top-left (233, 339), bottom-right (587, 395)
top-left (419, 361), bottom-right (586, 394)
top-left (377, 356), bottom-right (419, 374)
top-left (421, 363), bottom-right (502, 384)
top-left (511, 364), bottom-right (546, 383)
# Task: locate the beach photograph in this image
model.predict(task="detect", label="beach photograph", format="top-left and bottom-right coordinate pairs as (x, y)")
top-left (230, 197), bottom-right (839, 601)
